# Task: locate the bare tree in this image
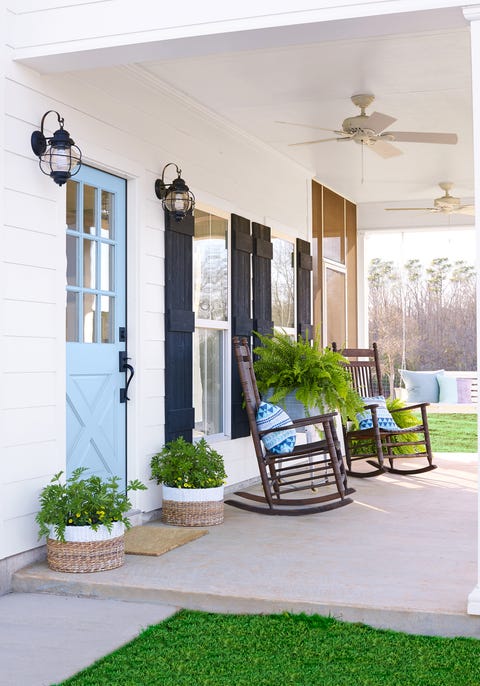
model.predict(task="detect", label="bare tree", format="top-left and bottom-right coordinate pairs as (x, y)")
top-left (368, 256), bottom-right (476, 393)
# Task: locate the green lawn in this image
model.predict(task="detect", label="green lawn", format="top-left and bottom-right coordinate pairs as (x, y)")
top-left (426, 413), bottom-right (478, 452)
top-left (56, 610), bottom-right (480, 686)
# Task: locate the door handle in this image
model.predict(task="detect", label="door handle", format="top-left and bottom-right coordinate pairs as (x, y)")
top-left (119, 351), bottom-right (135, 403)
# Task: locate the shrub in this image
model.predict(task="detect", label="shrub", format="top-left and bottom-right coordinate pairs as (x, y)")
top-left (150, 437), bottom-right (227, 489)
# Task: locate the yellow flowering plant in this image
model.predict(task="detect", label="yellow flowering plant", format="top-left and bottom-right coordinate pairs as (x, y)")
top-left (36, 467), bottom-right (146, 542)
top-left (150, 437), bottom-right (226, 489)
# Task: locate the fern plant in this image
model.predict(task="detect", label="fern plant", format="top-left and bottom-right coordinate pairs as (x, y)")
top-left (253, 330), bottom-right (363, 421)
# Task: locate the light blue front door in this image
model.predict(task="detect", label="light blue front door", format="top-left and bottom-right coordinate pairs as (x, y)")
top-left (66, 166), bottom-right (127, 488)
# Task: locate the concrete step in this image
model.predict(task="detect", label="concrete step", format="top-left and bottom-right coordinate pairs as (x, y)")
top-left (12, 454), bottom-right (480, 639)
top-left (12, 554), bottom-right (480, 639)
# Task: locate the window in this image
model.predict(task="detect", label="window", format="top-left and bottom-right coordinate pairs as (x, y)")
top-left (66, 180), bottom-right (116, 343)
top-left (271, 237), bottom-right (295, 331)
top-left (325, 266), bottom-right (346, 346)
top-left (193, 209), bottom-right (229, 437)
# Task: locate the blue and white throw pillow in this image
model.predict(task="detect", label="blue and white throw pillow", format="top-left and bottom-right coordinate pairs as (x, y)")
top-left (256, 401), bottom-right (296, 454)
top-left (356, 395), bottom-right (399, 431)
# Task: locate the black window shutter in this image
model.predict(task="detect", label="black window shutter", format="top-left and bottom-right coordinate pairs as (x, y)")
top-left (164, 210), bottom-right (195, 442)
top-left (231, 214), bottom-right (253, 439)
top-left (252, 222), bottom-right (273, 350)
top-left (296, 238), bottom-right (313, 340)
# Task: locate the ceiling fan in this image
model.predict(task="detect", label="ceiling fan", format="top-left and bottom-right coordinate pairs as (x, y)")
top-left (278, 94), bottom-right (458, 158)
top-left (385, 182), bottom-right (474, 215)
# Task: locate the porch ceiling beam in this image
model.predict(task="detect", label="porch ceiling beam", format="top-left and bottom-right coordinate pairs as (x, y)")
top-left (9, 2), bottom-right (474, 74)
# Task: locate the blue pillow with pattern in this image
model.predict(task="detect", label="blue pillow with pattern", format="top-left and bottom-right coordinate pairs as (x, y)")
top-left (356, 395), bottom-right (399, 431)
top-left (256, 401), bottom-right (296, 454)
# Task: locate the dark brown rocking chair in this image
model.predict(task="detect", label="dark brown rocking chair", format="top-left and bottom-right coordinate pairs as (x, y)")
top-left (332, 342), bottom-right (437, 478)
top-left (226, 336), bottom-right (355, 515)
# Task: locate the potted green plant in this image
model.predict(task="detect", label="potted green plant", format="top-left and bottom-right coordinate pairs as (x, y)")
top-left (150, 437), bottom-right (227, 527)
top-left (36, 467), bottom-right (146, 573)
top-left (253, 329), bottom-right (364, 421)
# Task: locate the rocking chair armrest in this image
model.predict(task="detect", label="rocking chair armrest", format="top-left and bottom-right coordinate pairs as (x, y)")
top-left (290, 412), bottom-right (338, 430)
top-left (257, 411), bottom-right (338, 437)
top-left (362, 403), bottom-right (380, 411)
top-left (258, 424), bottom-right (296, 437)
top-left (390, 402), bottom-right (429, 413)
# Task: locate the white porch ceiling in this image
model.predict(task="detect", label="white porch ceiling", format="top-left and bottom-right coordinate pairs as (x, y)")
top-left (136, 6), bottom-right (474, 227)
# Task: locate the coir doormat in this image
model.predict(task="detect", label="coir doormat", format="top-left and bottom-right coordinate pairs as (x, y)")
top-left (124, 525), bottom-right (208, 556)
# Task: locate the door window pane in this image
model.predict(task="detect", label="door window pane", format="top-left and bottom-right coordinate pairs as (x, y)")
top-left (272, 238), bottom-right (294, 329)
top-left (83, 293), bottom-right (96, 343)
top-left (194, 328), bottom-right (224, 436)
top-left (100, 243), bottom-right (113, 291)
top-left (66, 181), bottom-right (78, 230)
top-left (101, 191), bottom-right (114, 239)
top-left (83, 238), bottom-right (96, 289)
top-left (83, 185), bottom-right (96, 235)
top-left (66, 292), bottom-right (79, 342)
top-left (326, 268), bottom-right (346, 346)
top-left (101, 296), bottom-right (114, 343)
top-left (194, 210), bottom-right (228, 321)
top-left (66, 235), bottom-right (78, 286)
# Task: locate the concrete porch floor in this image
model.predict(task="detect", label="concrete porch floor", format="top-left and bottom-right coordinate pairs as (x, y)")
top-left (13, 453), bottom-right (480, 638)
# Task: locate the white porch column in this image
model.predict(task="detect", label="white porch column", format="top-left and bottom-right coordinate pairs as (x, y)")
top-left (356, 230), bottom-right (368, 346)
top-left (464, 5), bottom-right (480, 615)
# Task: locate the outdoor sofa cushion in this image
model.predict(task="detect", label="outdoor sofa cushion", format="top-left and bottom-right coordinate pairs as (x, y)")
top-left (399, 369), bottom-right (444, 403)
top-left (437, 374), bottom-right (473, 404)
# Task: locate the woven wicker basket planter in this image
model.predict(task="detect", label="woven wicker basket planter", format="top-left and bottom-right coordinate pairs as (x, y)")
top-left (162, 485), bottom-right (224, 527)
top-left (46, 522), bottom-right (125, 573)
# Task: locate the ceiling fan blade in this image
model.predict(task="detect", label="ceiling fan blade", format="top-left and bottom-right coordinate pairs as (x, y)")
top-left (371, 140), bottom-right (403, 158)
top-left (365, 111), bottom-right (397, 133)
top-left (288, 136), bottom-right (346, 147)
top-left (385, 207), bottom-right (436, 212)
top-left (456, 205), bottom-right (475, 216)
top-left (276, 120), bottom-right (339, 133)
top-left (387, 131), bottom-right (458, 144)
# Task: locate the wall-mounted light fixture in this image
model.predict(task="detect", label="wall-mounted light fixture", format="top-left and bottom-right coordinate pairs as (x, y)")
top-left (155, 163), bottom-right (195, 222)
top-left (31, 110), bottom-right (82, 186)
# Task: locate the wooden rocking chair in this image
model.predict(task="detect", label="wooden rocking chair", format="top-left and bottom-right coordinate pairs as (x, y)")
top-left (225, 336), bottom-right (355, 515)
top-left (332, 342), bottom-right (437, 478)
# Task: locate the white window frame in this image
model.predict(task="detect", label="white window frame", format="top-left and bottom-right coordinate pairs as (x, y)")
top-left (271, 232), bottom-right (296, 337)
top-left (193, 203), bottom-right (231, 441)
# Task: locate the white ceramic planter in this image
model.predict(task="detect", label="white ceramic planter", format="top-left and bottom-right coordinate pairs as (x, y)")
top-left (162, 484), bottom-right (224, 502)
top-left (47, 521), bottom-right (125, 542)
top-left (161, 485), bottom-right (224, 526)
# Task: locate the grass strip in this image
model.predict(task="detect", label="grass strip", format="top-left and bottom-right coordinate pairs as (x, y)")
top-left (427, 413), bottom-right (477, 452)
top-left (56, 610), bottom-right (480, 686)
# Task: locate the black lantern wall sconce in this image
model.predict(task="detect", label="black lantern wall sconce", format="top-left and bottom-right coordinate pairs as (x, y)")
top-left (155, 163), bottom-right (195, 222)
top-left (31, 110), bottom-right (82, 186)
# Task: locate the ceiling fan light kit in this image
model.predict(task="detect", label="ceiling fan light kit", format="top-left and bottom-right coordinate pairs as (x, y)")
top-left (281, 93), bottom-right (458, 158)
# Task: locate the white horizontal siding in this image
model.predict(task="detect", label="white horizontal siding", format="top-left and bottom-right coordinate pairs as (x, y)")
top-left (2, 372), bottom-right (57, 409)
top-left (4, 263), bottom-right (57, 302)
top-left (1, 53), bottom-right (312, 560)
top-left (4, 337), bottom-right (58, 373)
top-left (3, 406), bottom-right (58, 447)
top-left (2, 440), bottom-right (59, 484)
